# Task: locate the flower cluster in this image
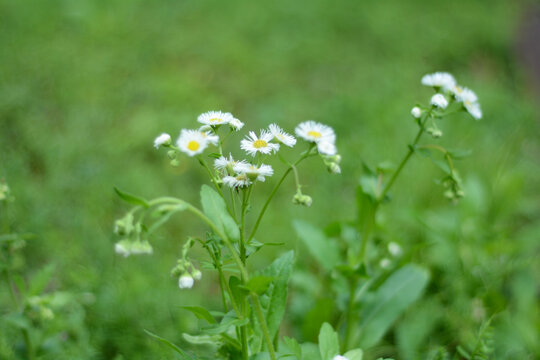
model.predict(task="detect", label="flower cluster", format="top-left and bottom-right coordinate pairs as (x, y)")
top-left (113, 213), bottom-right (153, 257)
top-left (153, 112), bottom-right (340, 193)
top-left (420, 71), bottom-right (482, 120)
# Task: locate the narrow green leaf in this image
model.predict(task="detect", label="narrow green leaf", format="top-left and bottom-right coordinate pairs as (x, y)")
top-left (293, 221), bottom-right (340, 271)
top-left (244, 275), bottom-right (274, 295)
top-left (318, 322), bottom-right (339, 360)
top-left (260, 250), bottom-right (295, 339)
top-left (181, 306), bottom-right (217, 324)
top-left (114, 187), bottom-right (149, 208)
top-left (344, 349), bottom-right (363, 360)
top-left (144, 329), bottom-right (195, 359)
top-left (357, 264), bottom-right (430, 348)
top-left (182, 333), bottom-right (222, 346)
top-left (447, 148), bottom-right (472, 159)
top-left (200, 312), bottom-right (249, 335)
top-left (200, 185), bottom-right (239, 241)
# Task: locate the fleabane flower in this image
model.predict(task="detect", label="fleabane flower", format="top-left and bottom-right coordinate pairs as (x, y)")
top-left (154, 133), bottom-right (171, 148)
top-left (234, 162), bottom-right (274, 182)
top-left (430, 94), bottom-right (448, 109)
top-left (223, 174), bottom-right (252, 188)
top-left (295, 121), bottom-right (336, 144)
top-left (464, 101), bottom-right (482, 120)
top-left (176, 129), bottom-right (208, 157)
top-left (199, 128), bottom-right (220, 146)
top-left (269, 123), bottom-right (296, 147)
top-left (214, 154), bottom-right (248, 174)
top-left (451, 86), bottom-right (478, 103)
top-left (178, 274), bottom-right (194, 289)
top-left (421, 72), bottom-right (456, 90)
top-left (317, 141), bottom-right (337, 156)
top-left (197, 111), bottom-right (233, 126)
top-left (229, 117), bottom-right (245, 131)
top-left (240, 130), bottom-right (280, 156)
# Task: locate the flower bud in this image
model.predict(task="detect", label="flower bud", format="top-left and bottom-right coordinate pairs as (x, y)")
top-left (292, 193), bottom-right (312, 207)
top-left (154, 133), bottom-right (172, 148)
top-left (170, 159), bottom-right (180, 167)
top-left (178, 274), bottom-right (194, 289)
top-left (430, 94), bottom-right (449, 109)
top-left (167, 150), bottom-right (177, 159)
top-left (192, 269), bottom-right (202, 280)
top-left (327, 162), bottom-right (341, 174)
top-left (411, 106), bottom-right (422, 119)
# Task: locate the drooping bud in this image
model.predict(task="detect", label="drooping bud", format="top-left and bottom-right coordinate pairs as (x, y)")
top-left (411, 106), bottom-right (422, 119)
top-left (154, 133), bottom-right (172, 148)
top-left (192, 269), bottom-right (202, 281)
top-left (292, 192), bottom-right (313, 207)
top-left (178, 274), bottom-right (194, 289)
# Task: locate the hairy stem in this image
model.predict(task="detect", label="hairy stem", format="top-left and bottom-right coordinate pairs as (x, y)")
top-left (251, 293), bottom-right (277, 360)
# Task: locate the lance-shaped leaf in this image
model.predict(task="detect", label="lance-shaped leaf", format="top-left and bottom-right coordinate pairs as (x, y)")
top-left (357, 264), bottom-right (429, 348)
top-left (200, 185), bottom-right (239, 241)
top-left (114, 187), bottom-right (149, 208)
top-left (293, 220), bottom-right (340, 271)
top-left (144, 329), bottom-right (196, 359)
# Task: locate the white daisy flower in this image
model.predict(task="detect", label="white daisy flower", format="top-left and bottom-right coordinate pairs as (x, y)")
top-left (229, 117), bottom-right (245, 131)
top-left (295, 121), bottom-right (336, 144)
top-left (223, 174), bottom-right (252, 188)
top-left (430, 94), bottom-right (449, 109)
top-left (197, 111), bottom-right (234, 126)
top-left (214, 154), bottom-right (248, 172)
top-left (464, 101), bottom-right (482, 120)
top-left (176, 129), bottom-right (208, 157)
top-left (421, 72), bottom-right (456, 90)
top-left (199, 130), bottom-right (220, 146)
top-left (153, 133), bottom-right (171, 148)
top-left (233, 162), bottom-right (274, 182)
top-left (178, 274), bottom-right (194, 289)
top-left (240, 130), bottom-right (280, 156)
top-left (317, 141), bottom-right (337, 156)
top-left (411, 106), bottom-right (422, 119)
top-left (451, 86), bottom-right (478, 103)
top-left (269, 123), bottom-right (296, 147)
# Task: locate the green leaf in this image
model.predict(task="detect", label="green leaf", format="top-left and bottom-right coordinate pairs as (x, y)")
top-left (200, 185), bottom-right (239, 241)
top-left (259, 250), bottom-right (295, 339)
top-left (244, 276), bottom-right (275, 295)
top-left (447, 148), bottom-right (472, 159)
top-left (357, 264), bottom-right (430, 348)
top-left (181, 306), bottom-right (217, 324)
top-left (201, 311), bottom-right (249, 335)
top-left (293, 221), bottom-right (340, 271)
top-left (182, 333), bottom-right (222, 346)
top-left (229, 276), bottom-right (249, 306)
top-left (29, 263), bottom-right (55, 296)
top-left (114, 187), bottom-right (149, 208)
top-left (144, 329), bottom-right (196, 359)
top-left (344, 349), bottom-right (363, 360)
top-left (318, 323), bottom-right (339, 360)
top-left (283, 336), bottom-right (303, 359)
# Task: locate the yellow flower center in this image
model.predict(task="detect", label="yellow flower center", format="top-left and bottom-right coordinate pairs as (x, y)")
top-left (210, 117), bottom-right (222, 123)
top-left (236, 174), bottom-right (247, 181)
top-left (253, 139), bottom-right (268, 148)
top-left (307, 130), bottom-right (322, 138)
top-left (187, 141), bottom-right (200, 151)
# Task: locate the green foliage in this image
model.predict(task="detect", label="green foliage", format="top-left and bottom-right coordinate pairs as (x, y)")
top-left (200, 185), bottom-right (240, 241)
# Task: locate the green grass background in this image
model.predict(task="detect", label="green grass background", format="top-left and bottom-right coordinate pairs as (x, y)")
top-left (1, 0), bottom-right (539, 358)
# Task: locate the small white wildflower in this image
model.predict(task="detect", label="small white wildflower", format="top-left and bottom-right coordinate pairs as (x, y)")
top-left (178, 274), bottom-right (194, 289)
top-left (240, 130), bottom-right (280, 156)
top-left (430, 94), bottom-right (448, 109)
top-left (199, 130), bottom-right (220, 146)
top-left (223, 174), bottom-right (252, 188)
top-left (450, 85), bottom-right (477, 102)
top-left (333, 356), bottom-right (349, 360)
top-left (464, 101), bottom-right (482, 120)
top-left (295, 121), bottom-right (336, 144)
top-left (154, 133), bottom-right (171, 148)
top-left (197, 111), bottom-right (234, 126)
top-left (176, 129), bottom-right (208, 157)
top-left (317, 141), bottom-right (337, 156)
top-left (192, 269), bottom-right (202, 281)
top-left (411, 106), bottom-right (422, 119)
top-left (214, 154), bottom-right (247, 172)
top-left (269, 123), bottom-right (296, 147)
top-left (229, 117), bottom-right (245, 131)
top-left (234, 162), bottom-right (274, 182)
top-left (388, 242), bottom-right (402, 257)
top-left (421, 72), bottom-right (456, 90)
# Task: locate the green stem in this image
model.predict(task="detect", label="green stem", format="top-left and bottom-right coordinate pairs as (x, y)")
top-left (251, 293), bottom-right (277, 360)
top-left (247, 151), bottom-right (312, 242)
top-left (378, 126), bottom-right (425, 203)
top-left (343, 277), bottom-right (358, 351)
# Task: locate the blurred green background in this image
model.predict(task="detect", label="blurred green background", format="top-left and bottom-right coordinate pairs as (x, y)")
top-left (1, 0), bottom-right (539, 358)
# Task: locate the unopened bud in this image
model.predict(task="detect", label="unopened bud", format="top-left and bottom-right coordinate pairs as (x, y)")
top-left (411, 106), bottom-right (422, 119)
top-left (192, 269), bottom-right (202, 280)
top-left (292, 193), bottom-right (312, 207)
top-left (178, 274), bottom-right (194, 289)
top-left (154, 133), bottom-right (172, 148)
top-left (327, 162), bottom-right (341, 174)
